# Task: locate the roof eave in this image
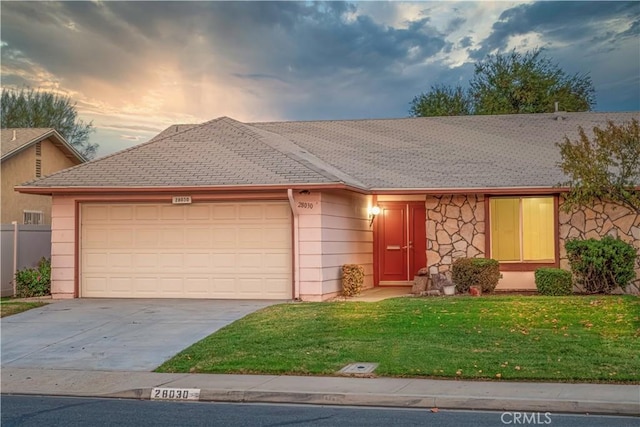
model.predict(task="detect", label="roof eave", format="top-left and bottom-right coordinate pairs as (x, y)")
top-left (1, 129), bottom-right (86, 163)
top-left (371, 186), bottom-right (571, 195)
top-left (15, 182), bottom-right (370, 196)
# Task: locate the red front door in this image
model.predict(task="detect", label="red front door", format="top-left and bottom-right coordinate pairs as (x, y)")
top-left (376, 202), bottom-right (426, 283)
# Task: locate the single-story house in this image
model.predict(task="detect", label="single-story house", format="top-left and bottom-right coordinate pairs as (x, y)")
top-left (16, 112), bottom-right (640, 300)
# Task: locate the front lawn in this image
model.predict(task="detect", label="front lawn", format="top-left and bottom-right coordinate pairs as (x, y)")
top-left (157, 295), bottom-right (640, 382)
top-left (0, 300), bottom-right (47, 317)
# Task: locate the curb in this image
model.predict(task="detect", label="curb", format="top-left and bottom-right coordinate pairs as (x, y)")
top-left (91, 388), bottom-right (639, 416)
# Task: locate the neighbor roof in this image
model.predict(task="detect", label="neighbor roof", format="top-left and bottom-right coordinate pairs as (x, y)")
top-left (1, 128), bottom-right (85, 163)
top-left (16, 112), bottom-right (639, 194)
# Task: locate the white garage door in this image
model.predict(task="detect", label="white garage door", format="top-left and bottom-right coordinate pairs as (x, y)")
top-left (81, 202), bottom-right (292, 299)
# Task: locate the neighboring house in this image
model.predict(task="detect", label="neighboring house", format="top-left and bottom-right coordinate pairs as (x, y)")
top-left (2, 128), bottom-right (85, 225)
top-left (16, 112), bottom-right (639, 301)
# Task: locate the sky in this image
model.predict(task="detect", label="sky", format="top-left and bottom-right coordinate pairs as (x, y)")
top-left (1, 1), bottom-right (639, 158)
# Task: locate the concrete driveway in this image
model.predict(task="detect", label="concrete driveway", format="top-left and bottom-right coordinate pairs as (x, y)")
top-left (1, 299), bottom-right (280, 371)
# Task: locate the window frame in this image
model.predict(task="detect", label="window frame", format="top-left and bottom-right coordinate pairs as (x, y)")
top-left (23, 210), bottom-right (44, 225)
top-left (485, 195), bottom-right (559, 271)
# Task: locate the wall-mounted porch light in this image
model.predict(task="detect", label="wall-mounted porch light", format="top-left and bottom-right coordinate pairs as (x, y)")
top-left (368, 205), bottom-right (381, 227)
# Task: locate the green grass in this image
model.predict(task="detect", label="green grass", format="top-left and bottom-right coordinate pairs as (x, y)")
top-left (157, 295), bottom-right (640, 383)
top-left (0, 300), bottom-right (47, 317)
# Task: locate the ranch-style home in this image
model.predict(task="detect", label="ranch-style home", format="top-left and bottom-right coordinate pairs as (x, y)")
top-left (16, 112), bottom-right (640, 300)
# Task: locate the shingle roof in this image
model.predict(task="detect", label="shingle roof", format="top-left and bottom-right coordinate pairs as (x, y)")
top-left (21, 117), bottom-right (344, 188)
top-left (18, 112), bottom-right (639, 192)
top-left (252, 112), bottom-right (639, 190)
top-left (1, 128), bottom-right (85, 163)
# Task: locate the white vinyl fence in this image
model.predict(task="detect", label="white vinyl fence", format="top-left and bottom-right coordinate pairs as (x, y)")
top-left (1, 223), bottom-right (51, 297)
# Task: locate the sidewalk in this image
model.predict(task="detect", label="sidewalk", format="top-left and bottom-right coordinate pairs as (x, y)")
top-left (2, 367), bottom-right (638, 415)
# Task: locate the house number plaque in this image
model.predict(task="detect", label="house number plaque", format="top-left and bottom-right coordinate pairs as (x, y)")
top-left (172, 196), bottom-right (192, 204)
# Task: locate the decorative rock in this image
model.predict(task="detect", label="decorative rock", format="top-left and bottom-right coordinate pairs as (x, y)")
top-left (461, 204), bottom-right (474, 222)
top-left (570, 210), bottom-right (586, 231)
top-left (436, 230), bottom-right (452, 244)
top-left (445, 205), bottom-right (460, 219)
top-left (460, 223), bottom-right (474, 243)
top-left (614, 214), bottom-right (636, 235)
top-left (412, 276), bottom-right (429, 294)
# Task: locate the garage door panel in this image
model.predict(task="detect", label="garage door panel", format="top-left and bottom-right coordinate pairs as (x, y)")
top-left (263, 228), bottom-right (291, 247)
top-left (111, 206), bottom-right (134, 220)
top-left (160, 205), bottom-right (185, 220)
top-left (134, 278), bottom-right (158, 295)
top-left (266, 204), bottom-right (291, 219)
top-left (83, 229), bottom-right (109, 248)
top-left (109, 229), bottom-right (134, 248)
top-left (134, 253), bottom-right (158, 268)
top-left (186, 205), bottom-right (210, 220)
top-left (135, 205), bottom-right (159, 220)
top-left (185, 253), bottom-right (211, 269)
top-left (185, 228), bottom-right (212, 246)
top-left (212, 204), bottom-right (237, 219)
top-left (110, 253), bottom-right (133, 268)
top-left (238, 204), bottom-right (263, 219)
top-left (81, 202), bottom-right (291, 299)
top-left (84, 205), bottom-right (109, 222)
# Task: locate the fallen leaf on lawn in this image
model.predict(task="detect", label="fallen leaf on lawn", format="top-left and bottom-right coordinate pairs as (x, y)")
top-left (456, 370), bottom-right (462, 376)
top-left (515, 366), bottom-right (521, 371)
top-left (495, 373), bottom-right (502, 378)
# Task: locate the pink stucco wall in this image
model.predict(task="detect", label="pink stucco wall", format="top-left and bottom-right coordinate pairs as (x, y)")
top-left (295, 190), bottom-right (373, 301)
top-left (49, 191), bottom-right (373, 301)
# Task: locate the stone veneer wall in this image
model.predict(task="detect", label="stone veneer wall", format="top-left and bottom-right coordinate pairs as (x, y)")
top-left (558, 198), bottom-right (640, 294)
top-left (426, 195), bottom-right (486, 277)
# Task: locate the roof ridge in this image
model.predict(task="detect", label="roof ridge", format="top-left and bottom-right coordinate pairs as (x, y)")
top-left (220, 119), bottom-right (368, 189)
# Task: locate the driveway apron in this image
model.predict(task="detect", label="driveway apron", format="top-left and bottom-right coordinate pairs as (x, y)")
top-left (1, 299), bottom-right (280, 371)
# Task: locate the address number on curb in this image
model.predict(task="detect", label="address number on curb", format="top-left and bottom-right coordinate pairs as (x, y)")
top-left (151, 387), bottom-right (201, 400)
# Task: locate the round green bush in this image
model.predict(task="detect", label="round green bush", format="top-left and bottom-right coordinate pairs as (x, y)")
top-left (565, 236), bottom-right (637, 294)
top-left (452, 258), bottom-right (501, 293)
top-left (535, 267), bottom-right (573, 296)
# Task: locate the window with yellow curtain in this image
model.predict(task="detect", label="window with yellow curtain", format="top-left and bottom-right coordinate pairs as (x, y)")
top-left (490, 197), bottom-right (555, 262)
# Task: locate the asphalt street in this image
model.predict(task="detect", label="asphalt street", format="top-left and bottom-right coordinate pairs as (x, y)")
top-left (2, 395), bottom-right (638, 427)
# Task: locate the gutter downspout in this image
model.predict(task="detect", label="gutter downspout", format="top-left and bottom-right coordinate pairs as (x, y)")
top-left (12, 221), bottom-right (18, 297)
top-left (287, 189), bottom-right (301, 300)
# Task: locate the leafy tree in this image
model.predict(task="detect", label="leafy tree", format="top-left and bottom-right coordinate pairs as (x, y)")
top-left (409, 85), bottom-right (472, 117)
top-left (1, 88), bottom-right (97, 159)
top-left (410, 48), bottom-right (595, 117)
top-left (557, 119), bottom-right (640, 214)
top-left (471, 49), bottom-right (595, 114)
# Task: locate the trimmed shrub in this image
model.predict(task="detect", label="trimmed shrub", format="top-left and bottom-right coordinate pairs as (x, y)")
top-left (535, 268), bottom-right (573, 296)
top-left (15, 257), bottom-right (51, 298)
top-left (452, 258), bottom-right (501, 293)
top-left (342, 264), bottom-right (365, 297)
top-left (565, 236), bottom-right (637, 294)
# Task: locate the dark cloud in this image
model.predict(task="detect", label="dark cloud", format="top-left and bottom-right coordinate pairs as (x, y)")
top-left (471, 1), bottom-right (640, 59)
top-left (459, 36), bottom-right (473, 48)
